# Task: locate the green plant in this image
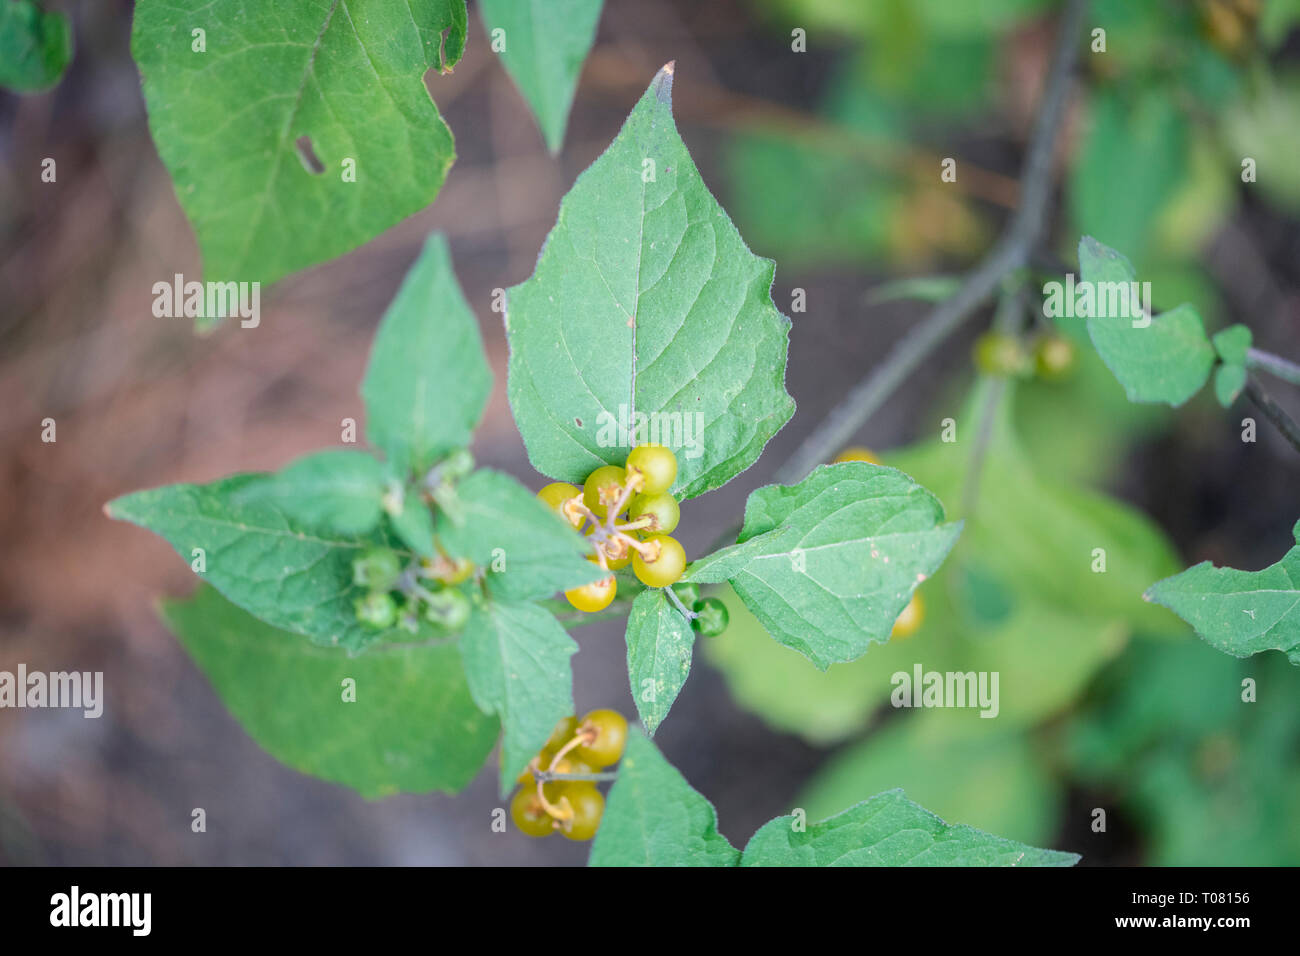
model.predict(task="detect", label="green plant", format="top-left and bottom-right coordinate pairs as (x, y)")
top-left (1067, 235), bottom-right (1300, 663)
top-left (103, 43), bottom-right (1074, 863)
top-left (40, 0), bottom-right (1293, 866)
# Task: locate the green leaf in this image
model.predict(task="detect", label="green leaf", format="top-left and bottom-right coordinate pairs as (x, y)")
top-left (1077, 236), bottom-right (1216, 406)
top-left (161, 586), bottom-right (497, 798)
top-left (239, 449), bottom-right (387, 535)
top-left (1213, 363), bottom-right (1247, 408)
top-left (1212, 323), bottom-right (1252, 366)
top-left (0, 0), bottom-right (72, 92)
top-left (588, 731), bottom-right (739, 866)
top-left (389, 492), bottom-right (436, 557)
top-left (742, 789), bottom-right (1078, 867)
top-left (706, 577), bottom-right (1129, 744)
top-left (1223, 73), bottom-right (1300, 214)
top-left (706, 381), bottom-right (1181, 743)
top-left (505, 64), bottom-right (795, 500)
top-left (726, 463), bottom-right (961, 669)
top-left (681, 527), bottom-right (798, 584)
top-left (108, 475), bottom-right (392, 652)
top-left (1067, 640), bottom-right (1300, 865)
top-left (436, 469), bottom-right (606, 601)
top-left (797, 710), bottom-right (1062, 847)
top-left (1069, 88), bottom-right (1188, 268)
top-left (891, 383), bottom-right (1182, 632)
top-left (362, 233), bottom-right (491, 477)
top-left (866, 275), bottom-right (963, 306)
top-left (459, 600), bottom-right (577, 794)
top-left (131, 0), bottom-right (468, 298)
top-left (624, 588), bottom-right (695, 735)
top-left (478, 0), bottom-right (603, 152)
top-left (1145, 522), bottom-right (1300, 664)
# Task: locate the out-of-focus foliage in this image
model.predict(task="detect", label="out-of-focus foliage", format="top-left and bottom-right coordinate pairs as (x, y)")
top-left (718, 0), bottom-right (1300, 864)
top-left (798, 709), bottom-right (1062, 848)
top-left (735, 0), bottom-right (1300, 279)
top-left (1067, 639), bottom-right (1300, 865)
top-left (724, 50), bottom-right (991, 270)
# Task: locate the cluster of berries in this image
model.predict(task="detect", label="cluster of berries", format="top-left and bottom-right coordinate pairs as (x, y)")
top-left (510, 709), bottom-right (627, 841)
top-left (351, 546), bottom-right (475, 633)
top-left (537, 444), bottom-right (688, 612)
top-left (972, 331), bottom-right (1077, 381)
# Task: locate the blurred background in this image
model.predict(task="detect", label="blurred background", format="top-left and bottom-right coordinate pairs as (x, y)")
top-left (2, 0), bottom-right (1300, 865)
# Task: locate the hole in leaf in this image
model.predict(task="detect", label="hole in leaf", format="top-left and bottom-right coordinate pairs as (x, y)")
top-left (295, 135), bottom-right (325, 175)
top-left (437, 27), bottom-right (451, 73)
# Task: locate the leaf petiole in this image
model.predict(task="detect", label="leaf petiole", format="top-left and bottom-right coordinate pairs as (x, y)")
top-left (664, 584), bottom-right (698, 621)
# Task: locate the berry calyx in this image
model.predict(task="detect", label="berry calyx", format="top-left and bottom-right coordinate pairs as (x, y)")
top-left (692, 597), bottom-right (730, 637)
top-left (832, 446), bottom-right (880, 465)
top-left (565, 575), bottom-right (617, 613)
top-left (537, 482), bottom-right (584, 529)
top-left (891, 591), bottom-right (925, 640)
top-left (973, 331), bottom-right (1029, 377)
top-left (1033, 335), bottom-right (1076, 382)
top-left (628, 492), bottom-right (680, 535)
top-left (558, 783), bottom-right (604, 841)
top-left (583, 465), bottom-right (627, 519)
top-left (632, 534), bottom-right (686, 588)
top-left (625, 444), bottom-right (677, 496)
top-left (422, 554), bottom-right (475, 586)
top-left (575, 708), bottom-right (628, 768)
top-left (354, 591), bottom-right (398, 630)
top-left (510, 787), bottom-right (555, 838)
top-left (352, 547), bottom-right (402, 590)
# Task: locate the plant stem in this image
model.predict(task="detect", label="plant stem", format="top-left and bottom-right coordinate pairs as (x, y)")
top-left (664, 584), bottom-right (698, 621)
top-left (771, 0), bottom-right (1087, 487)
top-left (961, 378), bottom-right (1008, 517)
top-left (1246, 348), bottom-right (1300, 387)
top-left (535, 771), bottom-right (619, 783)
top-left (1245, 376), bottom-right (1300, 454)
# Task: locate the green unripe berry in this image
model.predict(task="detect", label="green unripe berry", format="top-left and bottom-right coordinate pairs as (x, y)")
top-left (510, 788), bottom-right (554, 838)
top-left (692, 597), bottom-right (729, 637)
top-left (632, 534), bottom-right (686, 588)
top-left (671, 581), bottom-right (701, 609)
top-left (1033, 335), bottom-right (1076, 381)
top-left (575, 709), bottom-right (628, 768)
top-left (583, 465), bottom-right (627, 519)
top-left (352, 547), bottom-right (402, 590)
top-left (629, 492), bottom-right (680, 534)
top-left (424, 588), bottom-right (471, 631)
top-left (625, 444), bottom-right (677, 496)
top-left (537, 482), bottom-right (583, 529)
top-left (354, 591), bottom-right (398, 630)
top-left (440, 448), bottom-right (475, 482)
top-left (558, 783), bottom-right (604, 841)
top-left (972, 331), bottom-right (1029, 377)
top-left (545, 715), bottom-right (580, 752)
